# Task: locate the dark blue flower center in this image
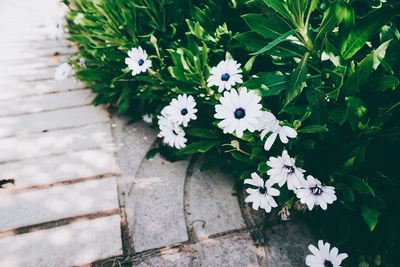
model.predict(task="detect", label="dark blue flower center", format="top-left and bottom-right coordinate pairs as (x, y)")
top-left (259, 187), bottom-right (266, 195)
top-left (221, 73), bottom-right (230, 81)
top-left (324, 260), bottom-right (333, 267)
top-left (181, 108), bottom-right (188, 116)
top-left (234, 108), bottom-right (245, 119)
top-left (138, 59), bottom-right (144, 66)
top-left (284, 165), bottom-right (295, 174)
top-left (311, 186), bottom-right (323, 196)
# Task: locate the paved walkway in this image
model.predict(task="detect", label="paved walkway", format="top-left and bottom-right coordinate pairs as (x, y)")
top-left (0, 1), bottom-right (314, 266)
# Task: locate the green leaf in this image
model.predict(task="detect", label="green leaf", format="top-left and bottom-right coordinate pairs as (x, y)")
top-left (362, 205), bottom-right (380, 231)
top-left (342, 52), bottom-right (374, 96)
top-left (243, 72), bottom-right (287, 96)
top-left (257, 162), bottom-right (269, 173)
top-left (242, 13), bottom-right (284, 39)
top-left (243, 56), bottom-right (257, 74)
top-left (298, 125), bottom-right (328, 133)
top-left (362, 75), bottom-right (399, 92)
top-left (329, 106), bottom-right (348, 124)
top-left (177, 141), bottom-right (217, 155)
top-left (145, 148), bottom-right (158, 159)
top-left (262, 0), bottom-right (290, 19)
top-left (251, 29), bottom-right (296, 55)
top-left (341, 187), bottom-right (354, 202)
top-left (231, 152), bottom-right (257, 166)
top-left (234, 32), bottom-right (266, 51)
top-left (340, 5), bottom-right (396, 59)
top-left (240, 170), bottom-right (253, 180)
top-left (346, 175), bottom-right (375, 196)
top-left (285, 52), bottom-right (310, 105)
top-left (286, 0), bottom-right (307, 26)
top-left (185, 128), bottom-right (218, 139)
top-left (316, 0), bottom-right (346, 41)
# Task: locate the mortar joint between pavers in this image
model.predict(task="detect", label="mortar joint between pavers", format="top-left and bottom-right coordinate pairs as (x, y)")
top-left (182, 155), bottom-right (199, 243)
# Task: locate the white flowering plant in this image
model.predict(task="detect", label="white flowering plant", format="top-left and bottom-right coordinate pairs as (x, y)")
top-left (64, 0), bottom-right (400, 265)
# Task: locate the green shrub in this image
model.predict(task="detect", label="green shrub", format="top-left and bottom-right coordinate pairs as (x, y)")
top-left (64, 0), bottom-right (400, 265)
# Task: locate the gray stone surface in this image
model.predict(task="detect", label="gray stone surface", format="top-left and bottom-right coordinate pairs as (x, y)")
top-left (2, 46), bottom-right (74, 61)
top-left (134, 249), bottom-right (192, 267)
top-left (0, 55), bottom-right (69, 75)
top-left (188, 160), bottom-right (246, 239)
top-left (0, 177), bottom-right (119, 231)
top-left (0, 215), bottom-right (123, 267)
top-left (111, 116), bottom-right (157, 194)
top-left (192, 232), bottom-right (263, 267)
top-left (0, 149), bottom-right (118, 189)
top-left (132, 154), bottom-right (189, 252)
top-left (0, 123), bottom-right (114, 163)
top-left (0, 105), bottom-right (109, 138)
top-left (0, 89), bottom-right (94, 117)
top-left (0, 66), bottom-right (57, 82)
top-left (0, 78), bottom-right (84, 101)
top-left (263, 222), bottom-right (315, 266)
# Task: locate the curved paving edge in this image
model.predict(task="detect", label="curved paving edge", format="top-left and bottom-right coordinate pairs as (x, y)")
top-left (111, 116), bottom-right (315, 266)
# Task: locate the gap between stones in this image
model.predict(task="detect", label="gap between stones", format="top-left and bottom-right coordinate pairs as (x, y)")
top-left (0, 208), bottom-right (120, 238)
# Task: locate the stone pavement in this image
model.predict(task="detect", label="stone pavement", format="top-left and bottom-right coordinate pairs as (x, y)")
top-left (0, 0), bottom-right (314, 266)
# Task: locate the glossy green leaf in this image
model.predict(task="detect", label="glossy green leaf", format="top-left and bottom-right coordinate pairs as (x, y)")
top-left (346, 175), bottom-right (375, 196)
top-left (243, 72), bottom-right (287, 96)
top-left (362, 75), bottom-right (399, 92)
top-left (362, 205), bottom-right (380, 231)
top-left (177, 141), bottom-right (217, 155)
top-left (251, 29), bottom-right (296, 55)
top-left (285, 52), bottom-right (310, 105)
top-left (298, 125), bottom-right (328, 133)
top-left (316, 0), bottom-right (346, 41)
top-left (262, 0), bottom-right (290, 19)
top-left (242, 13), bottom-right (284, 39)
top-left (340, 5), bottom-right (396, 59)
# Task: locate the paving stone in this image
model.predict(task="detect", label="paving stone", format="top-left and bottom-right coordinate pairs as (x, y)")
top-left (0, 66), bottom-right (58, 82)
top-left (131, 154), bottom-right (189, 252)
top-left (0, 215), bottom-right (123, 267)
top-left (0, 123), bottom-right (114, 163)
top-left (111, 115), bottom-right (158, 194)
top-left (0, 55), bottom-right (68, 73)
top-left (0, 149), bottom-right (119, 189)
top-left (192, 232), bottom-right (263, 267)
top-left (0, 177), bottom-right (119, 231)
top-left (0, 89), bottom-right (94, 117)
top-left (134, 249), bottom-right (192, 267)
top-left (262, 221), bottom-right (315, 266)
top-left (1, 46), bottom-right (75, 61)
top-left (188, 160), bottom-right (246, 239)
top-left (0, 78), bottom-right (84, 101)
top-left (0, 105), bottom-right (109, 138)
top-left (0, 39), bottom-right (70, 50)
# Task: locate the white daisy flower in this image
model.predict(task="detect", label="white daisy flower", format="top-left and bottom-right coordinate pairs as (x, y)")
top-left (244, 172), bottom-right (280, 213)
top-left (266, 150), bottom-right (306, 190)
top-left (214, 88), bottom-right (262, 138)
top-left (295, 175), bottom-right (337, 210)
top-left (125, 46), bottom-right (152, 76)
top-left (54, 63), bottom-right (72, 81)
top-left (259, 112), bottom-right (297, 151)
top-left (74, 13), bottom-right (85, 24)
top-left (164, 94), bottom-right (198, 127)
top-left (142, 114), bottom-right (153, 124)
top-left (45, 18), bottom-right (65, 40)
top-left (158, 111), bottom-right (187, 149)
top-left (78, 58), bottom-right (86, 68)
top-left (207, 59), bottom-right (243, 92)
top-left (306, 240), bottom-right (348, 267)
